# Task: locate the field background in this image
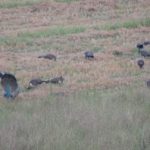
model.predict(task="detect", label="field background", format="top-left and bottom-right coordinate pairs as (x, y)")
top-left (0, 0), bottom-right (150, 150)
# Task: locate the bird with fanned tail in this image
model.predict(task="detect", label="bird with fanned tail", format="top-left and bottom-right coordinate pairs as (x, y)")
top-left (0, 72), bottom-right (19, 100)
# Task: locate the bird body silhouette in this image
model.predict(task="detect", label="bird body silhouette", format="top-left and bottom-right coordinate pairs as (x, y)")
top-left (137, 43), bottom-right (144, 49)
top-left (140, 50), bottom-right (150, 57)
top-left (84, 51), bottom-right (94, 59)
top-left (143, 41), bottom-right (150, 46)
top-left (146, 80), bottom-right (150, 88)
top-left (50, 76), bottom-right (64, 84)
top-left (27, 78), bottom-right (49, 89)
top-left (0, 72), bottom-right (19, 99)
top-left (137, 43), bottom-right (150, 57)
top-left (38, 54), bottom-right (56, 61)
top-left (137, 59), bottom-right (144, 69)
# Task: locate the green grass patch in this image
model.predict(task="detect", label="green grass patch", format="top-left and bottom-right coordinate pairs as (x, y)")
top-left (18, 26), bottom-right (86, 38)
top-left (0, 0), bottom-right (79, 8)
top-left (92, 47), bottom-right (103, 53)
top-left (0, 0), bottom-right (46, 8)
top-left (54, 0), bottom-right (79, 3)
top-left (0, 36), bottom-right (33, 47)
top-left (131, 47), bottom-right (140, 56)
top-left (0, 26), bottom-right (86, 48)
top-left (103, 18), bottom-right (150, 30)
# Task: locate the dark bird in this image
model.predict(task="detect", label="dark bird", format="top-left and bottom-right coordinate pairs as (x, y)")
top-left (27, 78), bottom-right (49, 89)
top-left (140, 50), bottom-right (150, 57)
top-left (137, 59), bottom-right (144, 69)
top-left (136, 43), bottom-right (150, 57)
top-left (38, 54), bottom-right (56, 61)
top-left (50, 76), bottom-right (64, 84)
top-left (0, 72), bottom-right (19, 99)
top-left (84, 51), bottom-right (94, 59)
top-left (143, 41), bottom-right (150, 46)
top-left (137, 43), bottom-right (144, 49)
top-left (146, 80), bottom-right (150, 88)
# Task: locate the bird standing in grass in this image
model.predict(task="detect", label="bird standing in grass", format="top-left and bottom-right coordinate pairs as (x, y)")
top-left (137, 59), bottom-right (144, 69)
top-left (27, 78), bottom-right (49, 89)
top-left (0, 72), bottom-right (19, 99)
top-left (50, 76), bottom-right (64, 84)
top-left (146, 80), bottom-right (150, 88)
top-left (137, 43), bottom-right (150, 57)
top-left (38, 53), bottom-right (56, 61)
top-left (143, 41), bottom-right (150, 46)
top-left (137, 43), bottom-right (144, 50)
top-left (84, 51), bottom-right (94, 59)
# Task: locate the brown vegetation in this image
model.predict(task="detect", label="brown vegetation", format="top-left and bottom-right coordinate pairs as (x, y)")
top-left (0, 0), bottom-right (150, 99)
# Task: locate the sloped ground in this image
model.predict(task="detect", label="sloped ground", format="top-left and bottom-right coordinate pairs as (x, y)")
top-left (0, 0), bottom-right (150, 98)
top-left (0, 1), bottom-right (150, 150)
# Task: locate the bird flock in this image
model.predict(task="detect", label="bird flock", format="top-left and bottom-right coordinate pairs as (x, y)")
top-left (27, 76), bottom-right (64, 89)
top-left (136, 41), bottom-right (150, 69)
top-left (136, 41), bottom-right (150, 88)
top-left (0, 41), bottom-right (150, 100)
top-left (0, 52), bottom-right (65, 100)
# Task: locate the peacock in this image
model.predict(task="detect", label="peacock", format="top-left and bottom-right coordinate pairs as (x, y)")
top-left (0, 72), bottom-right (19, 99)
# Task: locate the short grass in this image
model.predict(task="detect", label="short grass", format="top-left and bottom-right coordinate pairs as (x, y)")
top-left (55, 0), bottom-right (79, 3)
top-left (0, 0), bottom-right (78, 8)
top-left (0, 26), bottom-right (86, 49)
top-left (102, 18), bottom-right (150, 30)
top-left (0, 0), bottom-right (150, 150)
top-left (0, 85), bottom-right (150, 150)
top-left (18, 26), bottom-right (86, 38)
top-left (0, 0), bottom-right (48, 8)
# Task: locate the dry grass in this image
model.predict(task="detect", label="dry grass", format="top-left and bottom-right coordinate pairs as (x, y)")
top-left (0, 0), bottom-right (150, 105)
top-left (0, 0), bottom-right (150, 149)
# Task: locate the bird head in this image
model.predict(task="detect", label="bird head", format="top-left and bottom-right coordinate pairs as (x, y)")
top-left (137, 43), bottom-right (144, 49)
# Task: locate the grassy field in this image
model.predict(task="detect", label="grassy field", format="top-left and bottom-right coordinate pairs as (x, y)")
top-left (0, 0), bottom-right (150, 150)
top-left (0, 85), bottom-right (150, 150)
